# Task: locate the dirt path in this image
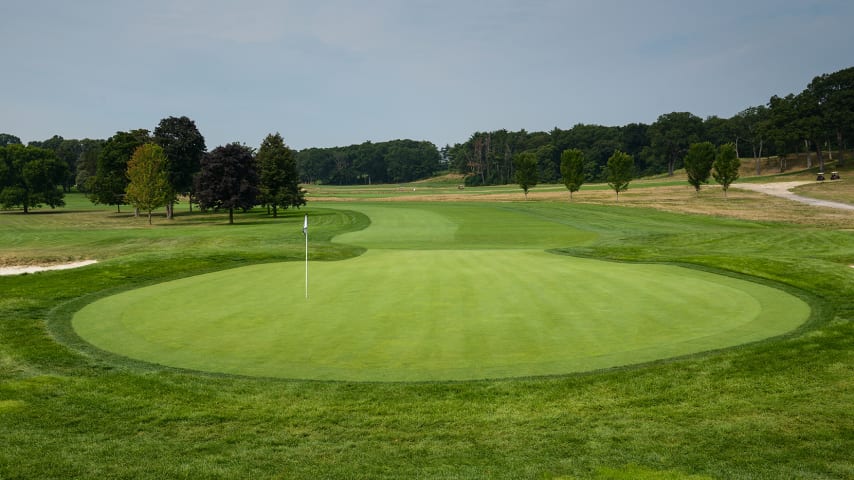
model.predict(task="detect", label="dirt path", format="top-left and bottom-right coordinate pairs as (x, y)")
top-left (735, 181), bottom-right (854, 211)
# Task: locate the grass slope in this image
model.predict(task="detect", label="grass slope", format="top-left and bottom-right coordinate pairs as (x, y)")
top-left (0, 192), bottom-right (852, 478)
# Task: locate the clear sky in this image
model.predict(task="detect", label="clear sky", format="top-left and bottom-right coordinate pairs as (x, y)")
top-left (3, 0), bottom-right (853, 150)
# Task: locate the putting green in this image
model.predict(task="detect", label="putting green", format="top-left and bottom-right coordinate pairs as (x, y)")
top-left (73, 247), bottom-right (809, 381)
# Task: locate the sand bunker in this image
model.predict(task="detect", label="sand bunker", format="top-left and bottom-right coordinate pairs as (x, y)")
top-left (0, 260), bottom-right (98, 276)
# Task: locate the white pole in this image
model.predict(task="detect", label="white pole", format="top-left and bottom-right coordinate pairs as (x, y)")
top-left (304, 215), bottom-right (308, 299)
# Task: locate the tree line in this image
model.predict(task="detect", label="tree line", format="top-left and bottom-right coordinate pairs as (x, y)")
top-left (0, 118), bottom-right (305, 223)
top-left (514, 142), bottom-right (740, 201)
top-left (2, 66), bottom-right (851, 207)
top-left (297, 139), bottom-right (442, 185)
top-left (448, 66), bottom-right (853, 186)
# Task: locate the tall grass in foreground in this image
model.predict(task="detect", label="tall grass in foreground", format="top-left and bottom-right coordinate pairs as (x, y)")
top-left (0, 194), bottom-right (852, 479)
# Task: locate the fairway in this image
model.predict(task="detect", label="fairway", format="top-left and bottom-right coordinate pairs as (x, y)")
top-left (72, 203), bottom-right (810, 381)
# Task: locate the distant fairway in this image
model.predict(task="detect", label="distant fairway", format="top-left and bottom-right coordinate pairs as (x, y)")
top-left (72, 202), bottom-right (810, 381)
top-left (331, 202), bottom-right (598, 249)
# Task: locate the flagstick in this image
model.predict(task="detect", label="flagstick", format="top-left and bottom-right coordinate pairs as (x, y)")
top-left (304, 215), bottom-right (309, 299)
top-left (304, 230), bottom-right (308, 299)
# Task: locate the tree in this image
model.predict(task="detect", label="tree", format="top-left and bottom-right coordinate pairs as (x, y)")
top-left (733, 106), bottom-right (770, 175)
top-left (0, 133), bottom-right (22, 147)
top-left (153, 116), bottom-right (206, 218)
top-left (195, 143), bottom-right (259, 224)
top-left (89, 130), bottom-right (150, 212)
top-left (256, 133), bottom-right (305, 217)
top-left (605, 150), bottom-right (634, 200)
top-left (535, 144), bottom-right (558, 183)
top-left (793, 89), bottom-right (828, 173)
top-left (713, 143), bottom-right (740, 197)
top-left (808, 66), bottom-right (854, 167)
top-left (513, 152), bottom-right (538, 200)
top-left (703, 115), bottom-right (737, 147)
top-left (442, 124), bottom-right (643, 185)
top-left (552, 124), bottom-right (622, 181)
top-left (353, 141), bottom-right (384, 184)
top-left (75, 139), bottom-right (104, 192)
top-left (29, 136), bottom-right (83, 192)
top-left (56, 139), bottom-right (83, 192)
top-left (683, 142), bottom-right (716, 193)
top-left (559, 148), bottom-right (585, 200)
top-left (0, 144), bottom-right (68, 213)
top-left (648, 112), bottom-right (703, 176)
top-left (385, 140), bottom-right (441, 183)
top-left (296, 139), bottom-right (441, 185)
top-left (765, 94), bottom-right (801, 171)
top-left (125, 144), bottom-right (171, 225)
top-left (620, 123), bottom-right (650, 158)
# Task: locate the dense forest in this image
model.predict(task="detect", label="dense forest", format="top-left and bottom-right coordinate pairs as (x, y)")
top-left (1, 66), bottom-right (852, 199)
top-left (297, 139), bottom-right (442, 185)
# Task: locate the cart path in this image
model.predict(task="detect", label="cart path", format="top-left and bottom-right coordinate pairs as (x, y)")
top-left (735, 181), bottom-right (854, 211)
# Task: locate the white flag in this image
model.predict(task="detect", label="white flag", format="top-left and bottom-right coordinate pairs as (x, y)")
top-left (302, 215), bottom-right (308, 236)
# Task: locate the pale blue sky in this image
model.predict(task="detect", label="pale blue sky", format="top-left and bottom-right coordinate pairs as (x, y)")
top-left (2, 0), bottom-right (853, 150)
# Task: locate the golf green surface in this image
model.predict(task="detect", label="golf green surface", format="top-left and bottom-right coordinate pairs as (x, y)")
top-left (73, 203), bottom-right (810, 381)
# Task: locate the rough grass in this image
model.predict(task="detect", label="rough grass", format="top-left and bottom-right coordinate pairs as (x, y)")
top-left (793, 176), bottom-right (854, 206)
top-left (1, 189), bottom-right (852, 479)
